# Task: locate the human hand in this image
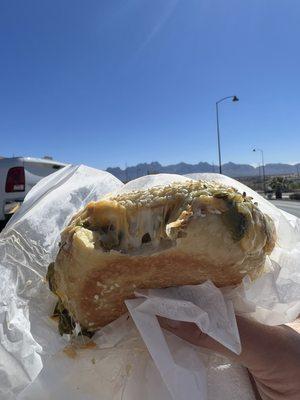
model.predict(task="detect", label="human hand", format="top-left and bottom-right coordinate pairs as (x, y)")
top-left (158, 315), bottom-right (300, 400)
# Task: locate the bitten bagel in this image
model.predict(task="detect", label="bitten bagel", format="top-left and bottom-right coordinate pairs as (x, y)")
top-left (47, 180), bottom-right (275, 334)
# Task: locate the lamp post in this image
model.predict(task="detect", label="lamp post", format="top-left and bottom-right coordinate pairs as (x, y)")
top-left (253, 148), bottom-right (266, 194)
top-left (216, 95), bottom-right (239, 174)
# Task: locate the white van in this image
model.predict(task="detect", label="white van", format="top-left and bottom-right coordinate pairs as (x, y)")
top-left (0, 157), bottom-right (68, 224)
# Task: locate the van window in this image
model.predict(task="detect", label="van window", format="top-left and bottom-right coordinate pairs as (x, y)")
top-left (24, 162), bottom-right (62, 178)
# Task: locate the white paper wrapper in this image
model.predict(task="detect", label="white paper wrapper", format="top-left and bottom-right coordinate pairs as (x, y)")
top-left (0, 165), bottom-right (123, 399)
top-left (0, 169), bottom-right (299, 400)
top-left (125, 281), bottom-right (240, 400)
top-left (187, 173), bottom-right (300, 325)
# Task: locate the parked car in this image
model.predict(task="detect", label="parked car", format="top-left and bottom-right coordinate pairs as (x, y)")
top-left (0, 157), bottom-right (68, 226)
top-left (289, 192), bottom-right (300, 200)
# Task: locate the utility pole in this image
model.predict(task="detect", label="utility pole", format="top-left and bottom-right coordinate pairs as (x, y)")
top-left (253, 148), bottom-right (266, 194)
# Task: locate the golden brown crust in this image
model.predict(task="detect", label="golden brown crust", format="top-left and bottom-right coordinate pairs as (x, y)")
top-left (55, 248), bottom-right (266, 329)
top-left (49, 180), bottom-right (276, 332)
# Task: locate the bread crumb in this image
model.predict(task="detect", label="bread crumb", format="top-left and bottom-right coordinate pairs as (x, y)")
top-left (78, 340), bottom-right (97, 349)
top-left (63, 345), bottom-right (77, 359)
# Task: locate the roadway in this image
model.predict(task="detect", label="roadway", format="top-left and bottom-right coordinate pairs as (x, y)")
top-left (269, 199), bottom-right (300, 218)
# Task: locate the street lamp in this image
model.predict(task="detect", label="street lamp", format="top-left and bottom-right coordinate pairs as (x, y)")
top-left (253, 148), bottom-right (266, 194)
top-left (216, 95), bottom-right (239, 174)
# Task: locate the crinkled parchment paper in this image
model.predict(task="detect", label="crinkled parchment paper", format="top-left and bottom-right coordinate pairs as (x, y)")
top-left (0, 169), bottom-right (299, 400)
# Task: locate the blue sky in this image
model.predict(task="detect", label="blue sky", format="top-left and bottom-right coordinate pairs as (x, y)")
top-left (0, 0), bottom-right (299, 170)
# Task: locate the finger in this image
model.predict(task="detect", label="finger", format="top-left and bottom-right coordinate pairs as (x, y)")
top-left (157, 316), bottom-right (181, 330)
top-left (157, 316), bottom-right (239, 360)
top-left (157, 316), bottom-right (208, 346)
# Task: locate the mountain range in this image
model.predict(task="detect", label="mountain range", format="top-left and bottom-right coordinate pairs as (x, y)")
top-left (107, 161), bottom-right (300, 182)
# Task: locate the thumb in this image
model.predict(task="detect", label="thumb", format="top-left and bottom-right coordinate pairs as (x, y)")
top-left (157, 316), bottom-right (238, 360)
top-left (157, 316), bottom-right (208, 346)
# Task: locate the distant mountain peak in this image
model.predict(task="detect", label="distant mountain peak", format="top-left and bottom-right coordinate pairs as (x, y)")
top-left (106, 161), bottom-right (300, 182)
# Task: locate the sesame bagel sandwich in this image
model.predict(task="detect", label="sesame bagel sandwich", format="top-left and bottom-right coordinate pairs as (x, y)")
top-left (47, 180), bottom-right (276, 335)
